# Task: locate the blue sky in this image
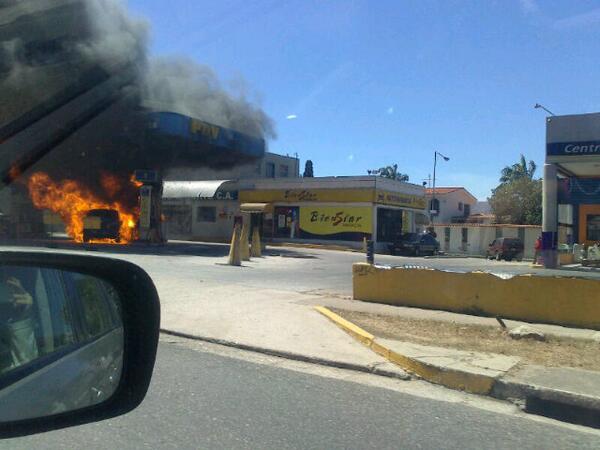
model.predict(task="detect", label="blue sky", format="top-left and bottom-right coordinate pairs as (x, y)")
top-left (128, 0), bottom-right (600, 199)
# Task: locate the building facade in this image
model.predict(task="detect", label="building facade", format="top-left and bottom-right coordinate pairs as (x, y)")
top-left (162, 152), bottom-right (300, 242)
top-left (165, 152), bottom-right (300, 182)
top-left (426, 187), bottom-right (478, 224)
top-left (162, 176), bottom-right (428, 249)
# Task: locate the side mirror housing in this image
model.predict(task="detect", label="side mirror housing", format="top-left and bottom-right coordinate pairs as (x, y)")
top-left (0, 251), bottom-right (160, 437)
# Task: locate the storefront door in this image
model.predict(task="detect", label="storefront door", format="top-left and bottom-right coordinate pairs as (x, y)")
top-left (376, 208), bottom-right (404, 242)
top-left (274, 206), bottom-right (299, 238)
top-left (579, 204), bottom-right (600, 244)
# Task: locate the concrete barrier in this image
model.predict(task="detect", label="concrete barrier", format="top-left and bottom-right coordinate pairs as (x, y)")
top-left (352, 263), bottom-right (600, 330)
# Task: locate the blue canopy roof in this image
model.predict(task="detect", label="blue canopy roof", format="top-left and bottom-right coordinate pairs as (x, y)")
top-left (146, 111), bottom-right (265, 160)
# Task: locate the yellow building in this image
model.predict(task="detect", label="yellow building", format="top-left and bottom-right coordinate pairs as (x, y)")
top-left (238, 176), bottom-right (427, 250)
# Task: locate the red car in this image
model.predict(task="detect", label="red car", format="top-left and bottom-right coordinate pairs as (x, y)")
top-left (486, 237), bottom-right (524, 261)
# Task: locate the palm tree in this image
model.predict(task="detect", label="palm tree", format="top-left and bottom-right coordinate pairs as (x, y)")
top-left (500, 155), bottom-right (537, 183)
top-left (372, 164), bottom-right (409, 182)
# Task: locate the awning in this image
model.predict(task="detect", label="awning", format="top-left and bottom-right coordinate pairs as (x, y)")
top-left (240, 203), bottom-right (273, 213)
top-left (163, 180), bottom-right (231, 199)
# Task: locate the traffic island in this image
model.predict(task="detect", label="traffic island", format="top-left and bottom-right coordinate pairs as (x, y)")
top-left (316, 306), bottom-right (600, 428)
top-left (352, 262), bottom-right (600, 330)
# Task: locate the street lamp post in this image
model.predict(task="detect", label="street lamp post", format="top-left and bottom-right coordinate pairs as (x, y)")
top-left (431, 151), bottom-right (450, 224)
top-left (534, 103), bottom-right (555, 116)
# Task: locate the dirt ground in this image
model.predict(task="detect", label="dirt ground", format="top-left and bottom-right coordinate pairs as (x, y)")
top-left (330, 308), bottom-right (600, 371)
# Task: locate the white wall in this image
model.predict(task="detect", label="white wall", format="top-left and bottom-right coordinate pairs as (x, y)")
top-left (163, 198), bottom-right (237, 242)
top-left (434, 224), bottom-right (541, 259)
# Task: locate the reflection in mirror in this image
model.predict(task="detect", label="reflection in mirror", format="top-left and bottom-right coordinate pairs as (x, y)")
top-left (0, 265), bottom-right (123, 423)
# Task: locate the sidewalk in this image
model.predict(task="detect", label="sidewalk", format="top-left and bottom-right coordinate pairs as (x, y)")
top-left (157, 276), bottom-right (408, 379)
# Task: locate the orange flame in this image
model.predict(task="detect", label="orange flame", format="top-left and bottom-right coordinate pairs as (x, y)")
top-left (27, 172), bottom-right (139, 244)
top-left (7, 164), bottom-right (21, 182)
top-left (130, 173), bottom-right (143, 188)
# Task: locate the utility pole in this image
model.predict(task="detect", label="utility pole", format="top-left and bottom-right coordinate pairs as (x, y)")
top-left (431, 152), bottom-right (450, 224)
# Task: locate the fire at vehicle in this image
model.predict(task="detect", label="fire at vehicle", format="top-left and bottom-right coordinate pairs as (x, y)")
top-left (26, 172), bottom-right (138, 244)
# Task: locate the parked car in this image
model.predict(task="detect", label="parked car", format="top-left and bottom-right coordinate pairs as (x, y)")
top-left (486, 237), bottom-right (524, 261)
top-left (389, 233), bottom-right (440, 256)
top-left (83, 209), bottom-right (121, 243)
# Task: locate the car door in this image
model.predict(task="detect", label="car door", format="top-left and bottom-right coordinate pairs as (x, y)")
top-left (420, 235), bottom-right (435, 253)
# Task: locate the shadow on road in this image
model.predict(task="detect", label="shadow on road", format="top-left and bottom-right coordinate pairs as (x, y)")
top-left (0, 238), bottom-right (320, 259)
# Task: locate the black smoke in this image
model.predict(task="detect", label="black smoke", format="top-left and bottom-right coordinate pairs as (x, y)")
top-left (0, 0), bottom-right (274, 209)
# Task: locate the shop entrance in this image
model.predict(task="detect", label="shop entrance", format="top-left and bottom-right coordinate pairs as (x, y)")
top-left (579, 204), bottom-right (600, 244)
top-left (376, 208), bottom-right (404, 242)
top-left (274, 206), bottom-right (299, 238)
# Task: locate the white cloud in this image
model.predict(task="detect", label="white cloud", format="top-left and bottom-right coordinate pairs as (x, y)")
top-left (553, 8), bottom-right (600, 29)
top-left (386, 106), bottom-right (394, 115)
top-left (347, 154), bottom-right (355, 161)
top-left (519, 0), bottom-right (539, 14)
top-left (286, 114), bottom-right (297, 120)
top-left (290, 62), bottom-right (354, 116)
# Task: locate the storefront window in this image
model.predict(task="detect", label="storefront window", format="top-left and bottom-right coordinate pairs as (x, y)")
top-left (586, 215), bottom-right (600, 241)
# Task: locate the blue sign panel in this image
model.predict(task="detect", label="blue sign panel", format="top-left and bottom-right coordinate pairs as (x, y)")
top-left (547, 141), bottom-right (600, 156)
top-left (146, 112), bottom-right (265, 158)
top-left (134, 169), bottom-right (159, 183)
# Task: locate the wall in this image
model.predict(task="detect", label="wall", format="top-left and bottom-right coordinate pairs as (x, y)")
top-left (434, 224), bottom-right (540, 259)
top-left (163, 198), bottom-right (236, 242)
top-left (165, 152), bottom-right (299, 181)
top-left (353, 263), bottom-right (600, 330)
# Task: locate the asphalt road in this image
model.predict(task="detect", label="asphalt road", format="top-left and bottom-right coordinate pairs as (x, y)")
top-left (3, 338), bottom-right (599, 450)
top-left (4, 240), bottom-right (600, 297)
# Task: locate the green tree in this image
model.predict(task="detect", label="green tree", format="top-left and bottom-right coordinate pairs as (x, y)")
top-left (499, 154), bottom-right (537, 183)
top-left (303, 160), bottom-right (314, 177)
top-left (489, 177), bottom-right (542, 225)
top-left (370, 164), bottom-right (409, 182)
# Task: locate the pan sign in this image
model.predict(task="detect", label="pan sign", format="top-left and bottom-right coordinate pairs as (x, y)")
top-left (546, 114), bottom-right (600, 157)
top-left (299, 207), bottom-right (372, 235)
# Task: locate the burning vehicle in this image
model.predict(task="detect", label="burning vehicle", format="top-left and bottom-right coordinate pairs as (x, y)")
top-left (26, 172), bottom-right (138, 244)
top-left (82, 209), bottom-right (122, 243)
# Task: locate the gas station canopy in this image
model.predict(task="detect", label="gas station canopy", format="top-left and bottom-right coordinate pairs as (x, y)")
top-left (546, 113), bottom-right (600, 177)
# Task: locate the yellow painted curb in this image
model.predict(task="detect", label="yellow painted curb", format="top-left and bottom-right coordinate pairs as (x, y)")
top-left (314, 306), bottom-right (374, 345)
top-left (315, 306), bottom-right (495, 395)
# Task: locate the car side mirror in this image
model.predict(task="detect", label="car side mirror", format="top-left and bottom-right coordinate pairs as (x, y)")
top-left (0, 251), bottom-right (160, 438)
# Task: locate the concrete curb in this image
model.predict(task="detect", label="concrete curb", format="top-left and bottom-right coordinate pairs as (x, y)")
top-left (267, 242), bottom-right (362, 253)
top-left (314, 306), bottom-right (495, 395)
top-left (315, 306), bottom-right (600, 428)
top-left (159, 328), bottom-right (409, 380)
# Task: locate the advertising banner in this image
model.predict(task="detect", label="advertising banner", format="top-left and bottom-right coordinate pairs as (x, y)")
top-left (299, 206), bottom-right (372, 235)
top-left (375, 190), bottom-right (427, 209)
